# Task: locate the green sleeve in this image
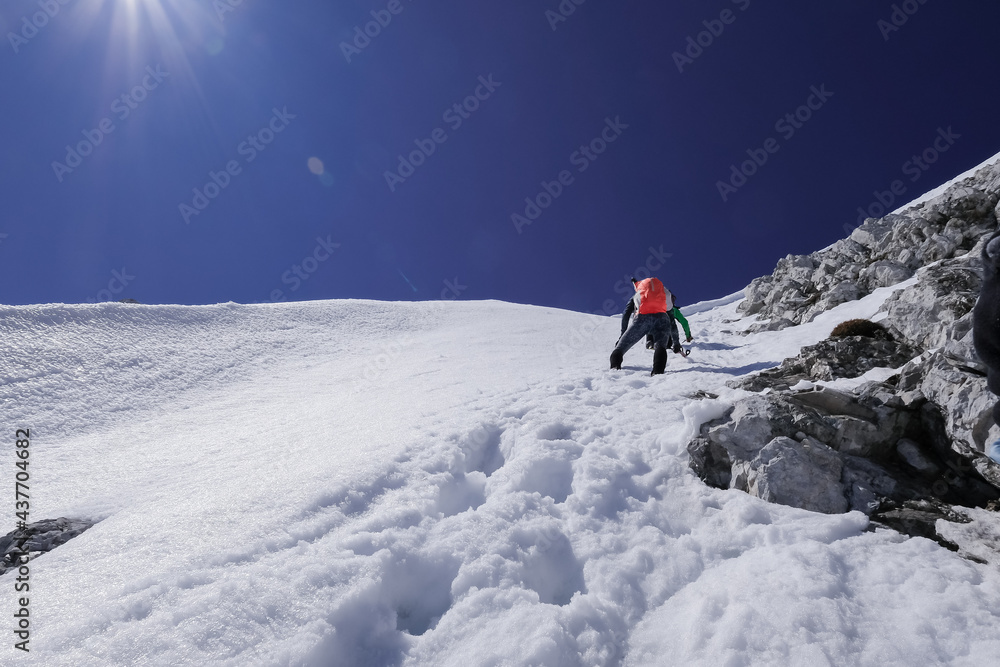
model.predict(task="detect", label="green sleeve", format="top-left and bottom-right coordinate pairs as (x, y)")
top-left (673, 307), bottom-right (691, 338)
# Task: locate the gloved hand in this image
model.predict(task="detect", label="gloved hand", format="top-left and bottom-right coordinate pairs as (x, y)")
top-left (686, 335), bottom-right (693, 342)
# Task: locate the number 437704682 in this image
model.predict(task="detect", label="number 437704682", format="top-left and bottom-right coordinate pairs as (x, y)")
top-left (15, 429), bottom-right (30, 525)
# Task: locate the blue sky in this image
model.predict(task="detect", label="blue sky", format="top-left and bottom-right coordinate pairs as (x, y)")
top-left (2, 0), bottom-right (998, 314)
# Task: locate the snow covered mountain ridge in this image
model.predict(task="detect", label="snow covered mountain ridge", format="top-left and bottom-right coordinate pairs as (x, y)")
top-left (733, 151), bottom-right (1000, 455)
top-left (740, 155), bottom-right (1000, 330)
top-left (3, 154), bottom-right (1000, 664)
top-left (697, 151), bottom-right (1000, 553)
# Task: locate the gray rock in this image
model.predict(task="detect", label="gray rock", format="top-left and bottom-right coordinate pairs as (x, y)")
top-left (825, 409), bottom-right (910, 459)
top-left (860, 261), bottom-right (914, 290)
top-left (879, 255), bottom-right (982, 352)
top-left (687, 436), bottom-right (732, 489)
top-left (802, 281), bottom-right (861, 323)
top-left (687, 380), bottom-right (1000, 524)
top-left (919, 351), bottom-right (995, 452)
top-left (741, 436), bottom-right (848, 514)
top-left (898, 389), bottom-right (927, 408)
top-left (841, 456), bottom-right (901, 513)
top-left (737, 161), bottom-right (999, 329)
top-left (706, 395), bottom-right (782, 461)
top-left (850, 217), bottom-right (895, 249)
top-left (791, 386), bottom-right (876, 420)
top-left (0, 518), bottom-right (95, 575)
top-left (742, 318), bottom-right (795, 335)
top-left (706, 159), bottom-right (1000, 554)
top-left (732, 335), bottom-right (920, 392)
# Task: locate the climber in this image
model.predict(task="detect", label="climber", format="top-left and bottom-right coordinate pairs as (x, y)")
top-left (612, 277), bottom-right (692, 375)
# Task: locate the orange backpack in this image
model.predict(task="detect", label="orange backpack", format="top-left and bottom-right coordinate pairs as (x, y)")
top-left (635, 278), bottom-right (670, 314)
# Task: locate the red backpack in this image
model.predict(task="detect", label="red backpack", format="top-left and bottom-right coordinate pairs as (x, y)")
top-left (635, 278), bottom-right (670, 314)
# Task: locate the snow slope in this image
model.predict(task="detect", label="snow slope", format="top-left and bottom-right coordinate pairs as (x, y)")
top-left (3, 290), bottom-right (1000, 666)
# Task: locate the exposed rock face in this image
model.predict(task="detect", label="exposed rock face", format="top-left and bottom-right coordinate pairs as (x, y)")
top-left (741, 436), bottom-right (848, 514)
top-left (899, 350), bottom-right (996, 458)
top-left (688, 382), bottom-right (1000, 525)
top-left (691, 161), bottom-right (1000, 552)
top-left (869, 499), bottom-right (972, 554)
top-left (734, 159), bottom-right (1000, 455)
top-left (879, 253), bottom-right (982, 352)
top-left (734, 335), bottom-right (920, 392)
top-left (738, 161), bottom-right (1000, 329)
top-left (0, 518), bottom-right (95, 575)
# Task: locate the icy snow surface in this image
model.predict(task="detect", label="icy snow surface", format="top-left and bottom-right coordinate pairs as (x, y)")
top-left (3, 290), bottom-right (1000, 666)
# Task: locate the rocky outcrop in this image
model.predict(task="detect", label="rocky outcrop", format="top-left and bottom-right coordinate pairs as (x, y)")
top-left (738, 161), bottom-right (1000, 329)
top-left (731, 160), bottom-right (1000, 452)
top-left (0, 518), bottom-right (95, 575)
top-left (688, 158), bottom-right (1000, 555)
top-left (733, 334), bottom-right (920, 392)
top-left (688, 381), bottom-right (1000, 537)
top-left (878, 252), bottom-right (981, 350)
top-left (897, 351), bottom-right (997, 462)
top-left (868, 499), bottom-right (973, 554)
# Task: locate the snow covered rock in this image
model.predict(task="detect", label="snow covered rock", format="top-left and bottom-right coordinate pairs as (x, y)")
top-left (733, 334), bottom-right (919, 392)
top-left (711, 190), bottom-right (1000, 533)
top-left (868, 499), bottom-right (972, 553)
top-left (688, 379), bottom-right (1000, 534)
top-left (737, 159), bottom-right (1000, 330)
top-left (0, 518), bottom-right (95, 575)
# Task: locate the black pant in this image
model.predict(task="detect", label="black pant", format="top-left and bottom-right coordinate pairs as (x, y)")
top-left (615, 312), bottom-right (673, 355)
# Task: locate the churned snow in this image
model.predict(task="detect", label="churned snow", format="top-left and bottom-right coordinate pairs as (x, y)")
top-left (2, 287), bottom-right (1000, 666)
